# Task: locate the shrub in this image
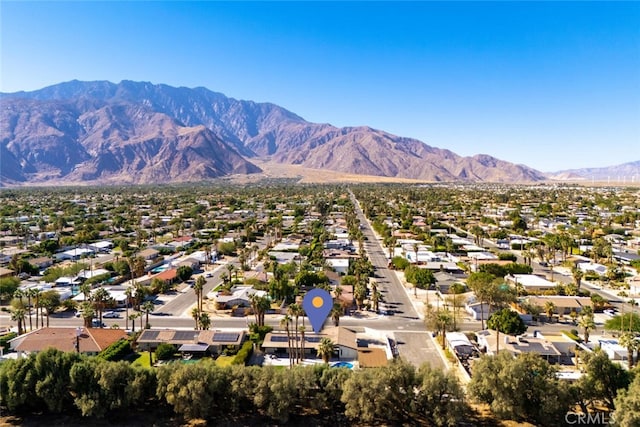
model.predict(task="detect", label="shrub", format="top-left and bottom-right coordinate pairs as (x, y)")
top-left (155, 343), bottom-right (176, 361)
top-left (97, 339), bottom-right (132, 361)
top-left (232, 341), bottom-right (253, 365)
top-left (0, 332), bottom-right (17, 352)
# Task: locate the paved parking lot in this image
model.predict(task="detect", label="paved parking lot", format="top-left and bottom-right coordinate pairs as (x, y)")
top-left (394, 331), bottom-right (445, 370)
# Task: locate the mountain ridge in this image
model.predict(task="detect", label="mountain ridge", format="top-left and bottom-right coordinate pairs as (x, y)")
top-left (1, 80), bottom-right (547, 185)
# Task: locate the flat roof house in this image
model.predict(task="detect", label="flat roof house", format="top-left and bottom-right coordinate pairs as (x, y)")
top-left (9, 327), bottom-right (127, 356)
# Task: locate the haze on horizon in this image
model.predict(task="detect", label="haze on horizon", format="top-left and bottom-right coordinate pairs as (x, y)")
top-left (1, 1), bottom-right (638, 172)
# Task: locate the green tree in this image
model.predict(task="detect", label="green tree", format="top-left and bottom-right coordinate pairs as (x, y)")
top-left (613, 371), bottom-right (640, 427)
top-left (467, 271), bottom-right (495, 330)
top-left (618, 332), bottom-right (640, 369)
top-left (155, 343), bottom-right (176, 361)
top-left (425, 306), bottom-right (453, 349)
top-left (39, 290), bottom-right (61, 327)
top-left (317, 338), bottom-right (335, 364)
top-left (405, 265), bottom-right (435, 297)
top-left (576, 350), bottom-right (632, 410)
top-left (194, 275), bottom-right (205, 313)
top-left (468, 352), bottom-right (571, 426)
top-left (91, 287), bottom-right (112, 327)
top-left (199, 312), bottom-right (211, 330)
top-left (142, 300), bottom-right (155, 329)
top-left (413, 364), bottom-right (468, 426)
top-left (605, 313), bottom-right (640, 334)
top-left (0, 277), bottom-right (20, 304)
top-left (578, 308), bottom-right (596, 344)
top-left (487, 308), bottom-right (527, 336)
top-left (176, 265), bottom-right (193, 282)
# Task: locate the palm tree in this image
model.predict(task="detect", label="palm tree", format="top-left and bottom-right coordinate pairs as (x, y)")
top-left (31, 288), bottom-right (42, 329)
top-left (128, 312), bottom-right (139, 333)
top-left (544, 301), bottom-right (556, 323)
top-left (619, 332), bottom-right (639, 368)
top-left (280, 314), bottom-right (293, 368)
top-left (191, 307), bottom-right (201, 330)
top-left (91, 287), bottom-right (112, 327)
top-left (226, 264), bottom-right (235, 284)
top-left (13, 289), bottom-right (27, 329)
top-left (425, 307), bottom-right (453, 349)
top-left (317, 337), bottom-right (335, 364)
top-left (572, 265), bottom-right (584, 292)
top-left (142, 300), bottom-right (155, 329)
top-left (11, 308), bottom-right (26, 335)
top-left (25, 288), bottom-right (35, 331)
top-left (79, 283), bottom-right (92, 302)
top-left (195, 275), bottom-right (205, 313)
top-left (287, 303), bottom-right (303, 363)
top-left (124, 287), bottom-right (133, 330)
top-left (331, 303), bottom-right (342, 326)
top-left (299, 324), bottom-right (306, 362)
top-left (81, 303), bottom-right (95, 328)
top-left (578, 309), bottom-right (596, 343)
top-left (199, 312), bottom-right (211, 330)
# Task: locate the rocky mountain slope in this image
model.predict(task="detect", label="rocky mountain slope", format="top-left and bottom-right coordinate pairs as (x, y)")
top-left (1, 80), bottom-right (546, 185)
top-left (549, 161), bottom-right (640, 182)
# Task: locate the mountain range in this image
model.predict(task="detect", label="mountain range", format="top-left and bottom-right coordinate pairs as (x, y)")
top-left (0, 80), bottom-right (557, 185)
top-left (549, 161), bottom-right (640, 183)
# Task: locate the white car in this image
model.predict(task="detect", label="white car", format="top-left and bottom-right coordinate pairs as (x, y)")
top-left (103, 311), bottom-right (120, 318)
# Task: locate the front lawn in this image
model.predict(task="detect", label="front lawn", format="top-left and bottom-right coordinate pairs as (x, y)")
top-left (215, 355), bottom-right (235, 367)
top-left (130, 351), bottom-right (153, 368)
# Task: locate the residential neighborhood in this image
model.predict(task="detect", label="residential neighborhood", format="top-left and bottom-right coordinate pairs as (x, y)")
top-left (1, 182), bottom-right (639, 425)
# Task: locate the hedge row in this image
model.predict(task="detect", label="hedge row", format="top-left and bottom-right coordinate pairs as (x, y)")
top-left (232, 341), bottom-right (253, 365)
top-left (97, 338), bottom-right (132, 361)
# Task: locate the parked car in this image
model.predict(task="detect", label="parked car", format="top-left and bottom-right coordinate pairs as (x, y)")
top-left (205, 272), bottom-right (213, 278)
top-left (91, 319), bottom-right (105, 327)
top-left (103, 311), bottom-right (120, 318)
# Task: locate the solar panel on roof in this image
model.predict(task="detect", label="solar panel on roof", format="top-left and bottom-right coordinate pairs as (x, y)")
top-left (271, 336), bottom-right (289, 342)
top-left (174, 331), bottom-right (198, 341)
top-left (213, 333), bottom-right (239, 342)
top-left (142, 330), bottom-right (160, 340)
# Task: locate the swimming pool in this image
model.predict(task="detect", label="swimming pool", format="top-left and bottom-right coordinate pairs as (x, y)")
top-left (331, 362), bottom-right (354, 369)
top-left (151, 265), bottom-right (169, 274)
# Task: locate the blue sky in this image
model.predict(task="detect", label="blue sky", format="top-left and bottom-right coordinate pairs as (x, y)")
top-left (1, 1), bottom-right (639, 171)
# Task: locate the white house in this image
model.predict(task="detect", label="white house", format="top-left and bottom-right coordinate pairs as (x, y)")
top-left (506, 274), bottom-right (557, 292)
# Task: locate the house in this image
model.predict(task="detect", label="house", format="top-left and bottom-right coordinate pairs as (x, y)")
top-left (137, 329), bottom-right (246, 356)
top-left (577, 262), bottom-right (608, 276)
top-left (168, 236), bottom-right (195, 250)
top-left (476, 329), bottom-right (561, 362)
top-left (54, 247), bottom-right (95, 261)
top-left (29, 256), bottom-right (54, 270)
top-left (214, 286), bottom-right (267, 309)
top-left (465, 302), bottom-right (496, 321)
top-left (88, 241), bottom-right (114, 253)
top-left (0, 267), bottom-right (15, 278)
top-left (326, 258), bottom-right (349, 275)
top-left (598, 339), bottom-right (632, 362)
top-left (177, 257), bottom-right (200, 270)
top-left (9, 327), bottom-right (127, 355)
top-left (262, 326), bottom-right (359, 360)
top-left (526, 296), bottom-right (593, 316)
top-left (505, 274), bottom-right (557, 292)
top-left (152, 268), bottom-right (178, 286)
top-left (138, 248), bottom-right (160, 261)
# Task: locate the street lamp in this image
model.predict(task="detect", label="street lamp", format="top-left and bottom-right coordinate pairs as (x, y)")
top-left (75, 326), bottom-right (82, 353)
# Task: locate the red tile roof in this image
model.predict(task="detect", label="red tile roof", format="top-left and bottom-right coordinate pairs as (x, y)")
top-left (11, 327), bottom-right (127, 353)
